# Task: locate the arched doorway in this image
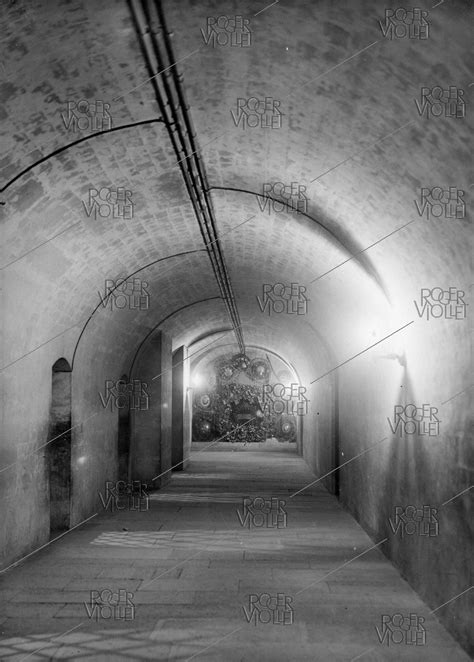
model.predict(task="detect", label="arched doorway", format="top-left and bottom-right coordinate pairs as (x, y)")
top-left (49, 358), bottom-right (72, 537)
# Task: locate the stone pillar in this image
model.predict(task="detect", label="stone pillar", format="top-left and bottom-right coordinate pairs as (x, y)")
top-left (130, 331), bottom-right (172, 489)
top-left (172, 346), bottom-right (191, 471)
top-left (183, 378), bottom-right (192, 470)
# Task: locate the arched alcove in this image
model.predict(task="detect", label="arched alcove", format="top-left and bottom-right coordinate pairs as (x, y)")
top-left (49, 358), bottom-right (72, 537)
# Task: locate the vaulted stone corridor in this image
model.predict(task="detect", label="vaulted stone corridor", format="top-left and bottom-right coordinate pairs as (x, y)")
top-left (0, 0), bottom-right (472, 660)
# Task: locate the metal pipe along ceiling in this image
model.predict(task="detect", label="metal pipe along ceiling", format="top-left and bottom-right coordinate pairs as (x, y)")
top-left (127, 0), bottom-right (246, 354)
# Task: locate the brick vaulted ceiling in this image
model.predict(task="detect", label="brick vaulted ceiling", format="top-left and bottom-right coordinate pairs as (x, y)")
top-left (1, 0), bottom-right (471, 386)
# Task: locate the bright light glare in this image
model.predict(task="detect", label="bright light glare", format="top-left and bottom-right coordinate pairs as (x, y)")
top-left (191, 372), bottom-right (204, 388)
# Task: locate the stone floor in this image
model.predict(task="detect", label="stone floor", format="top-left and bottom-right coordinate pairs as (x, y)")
top-left (0, 445), bottom-right (470, 661)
